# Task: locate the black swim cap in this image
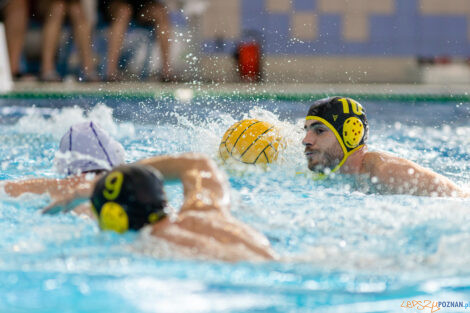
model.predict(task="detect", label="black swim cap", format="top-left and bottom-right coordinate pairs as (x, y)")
top-left (306, 96), bottom-right (368, 172)
top-left (90, 164), bottom-right (167, 233)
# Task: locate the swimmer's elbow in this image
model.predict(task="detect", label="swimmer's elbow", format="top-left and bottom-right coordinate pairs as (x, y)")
top-left (182, 153), bottom-right (216, 168)
top-left (196, 157), bottom-right (219, 173)
top-left (181, 153), bottom-right (220, 175)
top-left (139, 153), bottom-right (215, 170)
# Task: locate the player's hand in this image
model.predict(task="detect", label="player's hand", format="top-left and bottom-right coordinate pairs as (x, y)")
top-left (42, 183), bottom-right (92, 215)
top-left (42, 195), bottom-right (89, 215)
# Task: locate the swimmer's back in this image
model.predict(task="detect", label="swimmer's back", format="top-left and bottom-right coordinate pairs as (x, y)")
top-left (141, 153), bottom-right (277, 261)
top-left (150, 209), bottom-right (277, 262)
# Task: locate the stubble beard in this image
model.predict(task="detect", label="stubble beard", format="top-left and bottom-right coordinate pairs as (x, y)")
top-left (306, 147), bottom-right (344, 173)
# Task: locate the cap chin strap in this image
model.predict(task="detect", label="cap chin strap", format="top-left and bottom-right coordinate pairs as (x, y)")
top-left (306, 116), bottom-right (364, 174)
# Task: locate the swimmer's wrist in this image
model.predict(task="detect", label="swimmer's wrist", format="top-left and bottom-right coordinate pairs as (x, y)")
top-left (65, 197), bottom-right (89, 212)
top-left (43, 196), bottom-right (89, 215)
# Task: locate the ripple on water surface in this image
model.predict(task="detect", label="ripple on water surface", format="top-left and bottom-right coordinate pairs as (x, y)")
top-left (0, 101), bottom-right (469, 312)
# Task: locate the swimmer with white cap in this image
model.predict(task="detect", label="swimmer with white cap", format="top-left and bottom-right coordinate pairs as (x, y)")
top-left (55, 121), bottom-right (125, 176)
top-left (43, 153), bottom-right (278, 262)
top-left (3, 121), bottom-right (125, 201)
top-left (303, 96), bottom-right (469, 197)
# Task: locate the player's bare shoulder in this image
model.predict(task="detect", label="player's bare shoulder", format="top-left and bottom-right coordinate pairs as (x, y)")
top-left (361, 151), bottom-right (389, 174)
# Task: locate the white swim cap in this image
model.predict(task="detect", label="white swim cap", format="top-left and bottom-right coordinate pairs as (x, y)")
top-left (54, 121), bottom-right (126, 175)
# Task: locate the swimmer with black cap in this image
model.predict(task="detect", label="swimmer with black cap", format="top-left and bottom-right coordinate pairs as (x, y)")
top-left (3, 121), bottom-right (125, 204)
top-left (44, 153), bottom-right (277, 262)
top-left (303, 96), bottom-right (469, 197)
top-left (90, 164), bottom-right (167, 232)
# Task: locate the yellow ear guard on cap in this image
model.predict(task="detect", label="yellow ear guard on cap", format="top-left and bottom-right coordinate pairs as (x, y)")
top-left (342, 117), bottom-right (365, 149)
top-left (99, 202), bottom-right (129, 233)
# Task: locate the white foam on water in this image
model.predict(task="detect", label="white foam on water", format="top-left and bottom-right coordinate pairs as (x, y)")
top-left (0, 182), bottom-right (6, 199)
top-left (1, 100), bottom-right (470, 311)
top-left (171, 106), bottom-right (306, 172)
top-left (243, 107), bottom-right (305, 168)
top-left (12, 103), bottom-right (135, 140)
top-left (116, 277), bottom-right (272, 313)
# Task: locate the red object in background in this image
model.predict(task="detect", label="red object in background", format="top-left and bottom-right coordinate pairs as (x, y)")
top-left (434, 56), bottom-right (451, 64)
top-left (238, 41), bottom-right (261, 82)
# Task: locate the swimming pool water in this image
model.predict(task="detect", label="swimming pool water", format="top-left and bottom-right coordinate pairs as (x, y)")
top-left (1, 96), bottom-right (470, 313)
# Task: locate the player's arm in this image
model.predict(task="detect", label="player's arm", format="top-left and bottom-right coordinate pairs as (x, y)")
top-left (40, 176), bottom-right (99, 215)
top-left (4, 178), bottom-right (60, 197)
top-left (41, 182), bottom-right (95, 215)
top-left (3, 176), bottom-right (91, 199)
top-left (363, 151), bottom-right (468, 197)
top-left (138, 153), bottom-right (231, 214)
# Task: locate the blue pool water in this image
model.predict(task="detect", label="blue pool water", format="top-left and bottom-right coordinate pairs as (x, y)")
top-left (0, 95), bottom-right (470, 312)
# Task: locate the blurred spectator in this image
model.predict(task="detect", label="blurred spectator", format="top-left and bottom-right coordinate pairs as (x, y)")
top-left (1, 0), bottom-right (28, 79)
top-left (40, 0), bottom-right (98, 81)
top-left (99, 0), bottom-right (171, 81)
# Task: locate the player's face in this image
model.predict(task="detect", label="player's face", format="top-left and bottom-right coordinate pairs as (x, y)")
top-left (302, 120), bottom-right (344, 172)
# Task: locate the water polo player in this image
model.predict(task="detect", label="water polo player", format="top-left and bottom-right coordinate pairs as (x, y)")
top-left (3, 121), bottom-right (125, 199)
top-left (44, 153), bottom-right (277, 262)
top-left (303, 96), bottom-right (469, 197)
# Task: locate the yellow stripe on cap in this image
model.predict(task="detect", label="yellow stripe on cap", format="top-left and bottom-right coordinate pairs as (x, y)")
top-left (306, 115), bottom-right (364, 173)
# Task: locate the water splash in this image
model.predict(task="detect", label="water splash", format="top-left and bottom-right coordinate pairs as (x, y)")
top-left (13, 103), bottom-right (135, 140)
top-left (1, 100), bottom-right (470, 312)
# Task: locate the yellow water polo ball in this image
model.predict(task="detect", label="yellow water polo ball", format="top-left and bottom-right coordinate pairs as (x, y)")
top-left (219, 119), bottom-right (281, 164)
top-left (342, 117), bottom-right (364, 149)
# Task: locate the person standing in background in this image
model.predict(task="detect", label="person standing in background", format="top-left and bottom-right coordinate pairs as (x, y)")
top-left (40, 0), bottom-right (98, 81)
top-left (1, 0), bottom-right (28, 79)
top-left (99, 0), bottom-right (171, 81)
